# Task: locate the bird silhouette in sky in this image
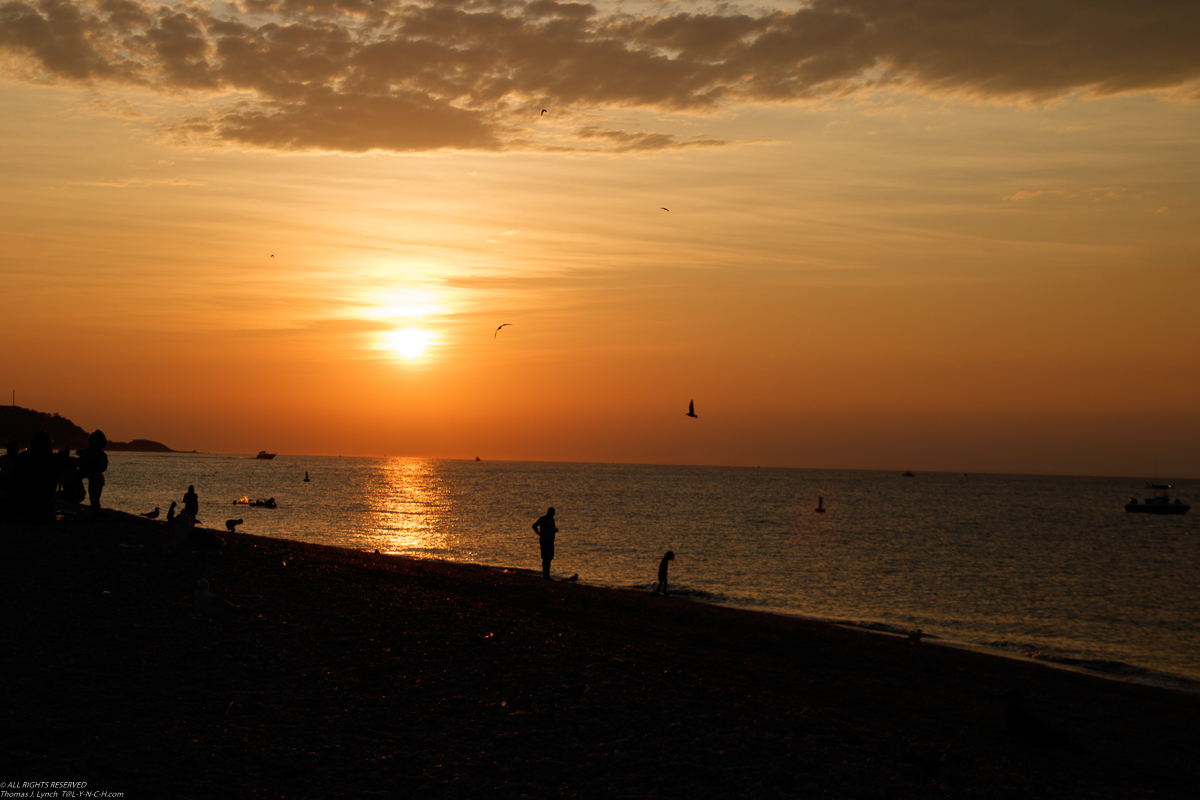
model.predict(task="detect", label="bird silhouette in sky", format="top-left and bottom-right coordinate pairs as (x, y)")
top-left (661, 207), bottom-right (669, 212)
top-left (541, 109), bottom-right (548, 115)
top-left (686, 400), bottom-right (698, 418)
top-left (494, 323), bottom-right (512, 339)
top-left (270, 254), bottom-right (274, 258)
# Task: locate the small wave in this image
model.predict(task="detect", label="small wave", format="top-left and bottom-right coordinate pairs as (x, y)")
top-left (843, 620), bottom-right (921, 636)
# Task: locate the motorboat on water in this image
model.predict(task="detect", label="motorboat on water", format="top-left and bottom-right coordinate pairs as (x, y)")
top-left (255, 451), bottom-right (276, 460)
top-left (1126, 485), bottom-right (1190, 514)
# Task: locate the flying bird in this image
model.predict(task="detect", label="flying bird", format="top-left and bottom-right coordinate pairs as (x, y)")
top-left (541, 109), bottom-right (548, 115)
top-left (140, 507), bottom-right (160, 519)
top-left (686, 400), bottom-right (698, 418)
top-left (270, 254), bottom-right (274, 258)
top-left (194, 578), bottom-right (255, 619)
top-left (494, 323), bottom-right (512, 339)
top-left (225, 518), bottom-right (243, 533)
top-left (661, 207), bottom-right (669, 212)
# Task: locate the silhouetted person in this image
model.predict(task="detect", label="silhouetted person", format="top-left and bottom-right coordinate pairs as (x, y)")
top-left (53, 446), bottom-right (86, 505)
top-left (226, 518), bottom-right (243, 533)
top-left (0, 440), bottom-right (18, 515)
top-left (183, 484), bottom-right (199, 524)
top-left (78, 430), bottom-right (108, 516)
top-left (15, 431), bottom-right (57, 522)
top-left (532, 507), bottom-right (558, 580)
top-left (656, 550), bottom-right (675, 595)
top-left (166, 501), bottom-right (177, 524)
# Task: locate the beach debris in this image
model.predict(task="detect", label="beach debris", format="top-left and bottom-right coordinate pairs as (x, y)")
top-left (226, 518), bottom-right (243, 533)
top-left (194, 578), bottom-right (256, 619)
top-left (1003, 690), bottom-right (1089, 755)
top-left (140, 507), bottom-right (160, 519)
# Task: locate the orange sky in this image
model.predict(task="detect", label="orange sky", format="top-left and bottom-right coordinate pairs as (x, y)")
top-left (2, 0), bottom-right (1199, 477)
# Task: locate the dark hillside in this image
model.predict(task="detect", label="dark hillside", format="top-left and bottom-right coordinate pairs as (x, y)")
top-left (0, 405), bottom-right (175, 451)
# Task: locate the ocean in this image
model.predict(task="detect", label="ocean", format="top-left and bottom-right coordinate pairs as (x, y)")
top-left (101, 453), bottom-right (1199, 690)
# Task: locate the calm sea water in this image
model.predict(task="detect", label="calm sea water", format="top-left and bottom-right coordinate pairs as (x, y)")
top-left (101, 454), bottom-right (1199, 689)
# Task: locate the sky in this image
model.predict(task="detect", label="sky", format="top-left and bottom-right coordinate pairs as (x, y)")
top-left (2, 0), bottom-right (1199, 477)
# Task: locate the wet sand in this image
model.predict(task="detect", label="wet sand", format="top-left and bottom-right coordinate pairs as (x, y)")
top-left (4, 509), bottom-right (1198, 798)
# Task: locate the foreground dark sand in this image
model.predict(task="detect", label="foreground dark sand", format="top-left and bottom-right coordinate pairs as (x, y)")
top-left (4, 510), bottom-right (1198, 799)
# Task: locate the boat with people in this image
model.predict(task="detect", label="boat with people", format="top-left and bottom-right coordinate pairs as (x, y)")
top-left (233, 496), bottom-right (278, 508)
top-left (255, 451), bottom-right (276, 460)
top-left (1125, 485), bottom-right (1190, 514)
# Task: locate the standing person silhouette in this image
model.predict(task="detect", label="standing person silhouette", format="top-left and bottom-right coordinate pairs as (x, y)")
top-left (531, 507), bottom-right (558, 580)
top-left (79, 430), bottom-right (108, 516)
top-left (656, 550), bottom-right (675, 596)
top-left (183, 484), bottom-right (199, 525)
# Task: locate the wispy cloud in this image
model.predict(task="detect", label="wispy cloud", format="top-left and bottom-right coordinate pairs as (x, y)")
top-left (3, 0), bottom-right (1198, 154)
top-left (1002, 190), bottom-right (1068, 202)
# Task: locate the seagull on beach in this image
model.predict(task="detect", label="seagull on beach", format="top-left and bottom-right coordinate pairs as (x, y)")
top-left (494, 323), bottom-right (512, 339)
top-left (140, 507), bottom-right (160, 519)
top-left (226, 518), bottom-right (243, 533)
top-left (686, 400), bottom-right (698, 418)
top-left (194, 578), bottom-right (255, 619)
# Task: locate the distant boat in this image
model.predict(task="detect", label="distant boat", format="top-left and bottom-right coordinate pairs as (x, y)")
top-left (255, 451), bottom-right (276, 460)
top-left (903, 471), bottom-right (915, 477)
top-left (1126, 485), bottom-right (1189, 514)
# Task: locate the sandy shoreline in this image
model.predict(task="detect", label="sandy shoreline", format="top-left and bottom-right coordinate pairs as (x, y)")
top-left (4, 509), bottom-right (1198, 798)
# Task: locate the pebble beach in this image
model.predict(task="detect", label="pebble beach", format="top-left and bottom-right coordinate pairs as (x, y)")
top-left (4, 509), bottom-right (1198, 799)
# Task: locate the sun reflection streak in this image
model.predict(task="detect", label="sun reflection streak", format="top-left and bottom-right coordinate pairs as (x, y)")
top-left (366, 459), bottom-right (452, 556)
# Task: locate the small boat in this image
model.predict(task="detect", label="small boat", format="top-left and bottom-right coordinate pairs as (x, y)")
top-left (1126, 485), bottom-right (1190, 514)
top-left (232, 496), bottom-right (278, 508)
top-left (903, 471), bottom-right (915, 477)
top-left (255, 451), bottom-right (276, 460)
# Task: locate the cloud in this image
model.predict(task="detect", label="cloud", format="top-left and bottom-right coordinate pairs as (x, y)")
top-left (1002, 190), bottom-right (1068, 202)
top-left (3, 0), bottom-right (1199, 154)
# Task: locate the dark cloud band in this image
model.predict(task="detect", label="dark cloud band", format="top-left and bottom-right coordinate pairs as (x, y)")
top-left (2, 0), bottom-right (1197, 153)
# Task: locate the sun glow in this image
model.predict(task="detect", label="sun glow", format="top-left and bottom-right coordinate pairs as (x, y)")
top-left (383, 329), bottom-right (433, 359)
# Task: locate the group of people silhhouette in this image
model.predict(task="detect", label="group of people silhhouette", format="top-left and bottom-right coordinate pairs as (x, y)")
top-left (532, 506), bottom-right (676, 594)
top-left (0, 429), bottom-right (108, 523)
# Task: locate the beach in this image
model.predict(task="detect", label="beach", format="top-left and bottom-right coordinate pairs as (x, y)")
top-left (4, 510), bottom-right (1198, 799)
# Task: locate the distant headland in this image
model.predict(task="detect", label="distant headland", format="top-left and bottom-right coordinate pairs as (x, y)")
top-left (0, 405), bottom-right (181, 452)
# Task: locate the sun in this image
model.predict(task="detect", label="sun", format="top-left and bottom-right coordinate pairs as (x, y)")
top-left (383, 329), bottom-right (432, 359)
